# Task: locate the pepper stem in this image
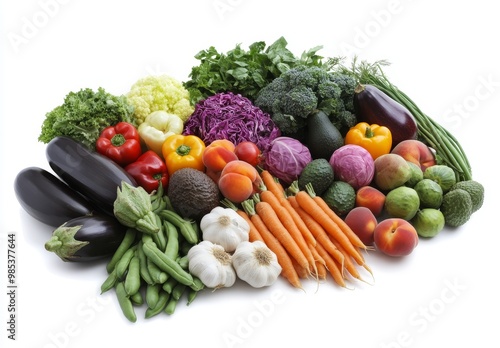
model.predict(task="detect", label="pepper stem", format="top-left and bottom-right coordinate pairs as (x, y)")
top-left (176, 144), bottom-right (191, 156)
top-left (111, 134), bottom-right (126, 147)
top-left (364, 126), bottom-right (374, 138)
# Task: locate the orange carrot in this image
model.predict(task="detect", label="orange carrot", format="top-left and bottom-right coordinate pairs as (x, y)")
top-left (259, 190), bottom-right (317, 275)
top-left (308, 186), bottom-right (367, 250)
top-left (288, 195), bottom-right (345, 268)
top-left (315, 242), bottom-right (346, 288)
top-left (241, 200), bottom-right (302, 289)
top-left (260, 171), bottom-right (316, 246)
top-left (254, 198), bottom-right (310, 271)
top-left (291, 257), bottom-right (310, 279)
top-left (308, 243), bottom-right (327, 280)
top-left (295, 186), bottom-right (365, 266)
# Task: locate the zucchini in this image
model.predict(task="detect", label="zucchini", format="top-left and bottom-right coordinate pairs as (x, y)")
top-left (46, 136), bottom-right (137, 216)
top-left (14, 166), bottom-right (94, 227)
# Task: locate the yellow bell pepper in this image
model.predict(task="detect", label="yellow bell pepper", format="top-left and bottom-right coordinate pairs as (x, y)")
top-left (138, 111), bottom-right (184, 157)
top-left (161, 134), bottom-right (206, 175)
top-left (344, 122), bottom-right (392, 160)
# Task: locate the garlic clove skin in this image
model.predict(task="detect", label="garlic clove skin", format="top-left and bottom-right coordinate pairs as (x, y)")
top-left (232, 241), bottom-right (282, 288)
top-left (188, 240), bottom-right (236, 289)
top-left (200, 206), bottom-right (250, 252)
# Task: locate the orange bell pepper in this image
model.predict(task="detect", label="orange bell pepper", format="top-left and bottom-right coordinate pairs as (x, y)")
top-left (344, 122), bottom-right (392, 160)
top-left (161, 134), bottom-right (206, 175)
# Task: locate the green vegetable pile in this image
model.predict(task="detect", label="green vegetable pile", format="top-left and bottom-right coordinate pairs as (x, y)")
top-left (38, 87), bottom-right (134, 150)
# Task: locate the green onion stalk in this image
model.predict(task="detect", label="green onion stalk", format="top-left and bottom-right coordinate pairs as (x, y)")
top-left (341, 58), bottom-right (472, 182)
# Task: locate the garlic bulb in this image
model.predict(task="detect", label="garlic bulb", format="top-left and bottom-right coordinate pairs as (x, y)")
top-left (200, 206), bottom-right (250, 252)
top-left (232, 241), bottom-right (282, 288)
top-left (187, 240), bottom-right (236, 289)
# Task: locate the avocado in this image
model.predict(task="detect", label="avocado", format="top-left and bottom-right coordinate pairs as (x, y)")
top-left (167, 168), bottom-right (221, 221)
top-left (321, 181), bottom-right (356, 216)
top-left (440, 188), bottom-right (473, 227)
top-left (298, 158), bottom-right (334, 196)
top-left (306, 110), bottom-right (344, 160)
top-left (449, 180), bottom-right (484, 213)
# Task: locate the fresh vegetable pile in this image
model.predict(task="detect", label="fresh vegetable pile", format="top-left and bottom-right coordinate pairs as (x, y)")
top-left (15, 37), bottom-right (484, 322)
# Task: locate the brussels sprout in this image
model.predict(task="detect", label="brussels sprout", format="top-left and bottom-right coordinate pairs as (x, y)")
top-left (423, 165), bottom-right (456, 192)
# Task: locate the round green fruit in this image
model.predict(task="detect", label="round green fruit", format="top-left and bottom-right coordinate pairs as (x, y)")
top-left (384, 186), bottom-right (420, 221)
top-left (414, 178), bottom-right (443, 209)
top-left (411, 208), bottom-right (445, 238)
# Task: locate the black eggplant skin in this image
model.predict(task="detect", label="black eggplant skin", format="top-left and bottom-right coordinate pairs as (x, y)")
top-left (55, 214), bottom-right (127, 262)
top-left (45, 136), bottom-right (137, 216)
top-left (353, 84), bottom-right (418, 147)
top-left (14, 167), bottom-right (94, 227)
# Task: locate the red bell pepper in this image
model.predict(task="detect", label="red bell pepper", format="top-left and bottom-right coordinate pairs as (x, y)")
top-left (96, 122), bottom-right (142, 166)
top-left (125, 150), bottom-right (169, 193)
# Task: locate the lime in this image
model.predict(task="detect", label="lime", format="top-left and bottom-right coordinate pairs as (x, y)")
top-left (411, 208), bottom-right (445, 238)
top-left (414, 179), bottom-right (443, 209)
top-left (384, 186), bottom-right (420, 220)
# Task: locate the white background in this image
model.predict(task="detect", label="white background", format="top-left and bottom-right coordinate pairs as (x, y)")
top-left (1, 1), bottom-right (498, 347)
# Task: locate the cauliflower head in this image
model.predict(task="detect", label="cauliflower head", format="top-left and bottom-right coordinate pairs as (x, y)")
top-left (127, 75), bottom-right (194, 125)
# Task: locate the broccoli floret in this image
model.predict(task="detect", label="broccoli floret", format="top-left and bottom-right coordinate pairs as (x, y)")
top-left (330, 110), bottom-right (357, 135)
top-left (280, 86), bottom-right (318, 118)
top-left (271, 112), bottom-right (308, 135)
top-left (255, 65), bottom-right (357, 137)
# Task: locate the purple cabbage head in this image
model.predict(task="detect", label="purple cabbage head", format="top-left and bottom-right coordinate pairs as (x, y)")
top-left (329, 144), bottom-right (375, 190)
top-left (182, 92), bottom-right (281, 150)
top-left (263, 137), bottom-right (312, 185)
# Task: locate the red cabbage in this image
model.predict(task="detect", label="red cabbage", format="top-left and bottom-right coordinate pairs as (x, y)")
top-left (183, 92), bottom-right (281, 150)
top-left (262, 137), bottom-right (312, 185)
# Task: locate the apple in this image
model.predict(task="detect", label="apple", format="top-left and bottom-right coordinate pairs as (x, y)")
top-left (344, 207), bottom-right (378, 246)
top-left (355, 186), bottom-right (386, 217)
top-left (373, 218), bottom-right (419, 257)
top-left (391, 139), bottom-right (436, 172)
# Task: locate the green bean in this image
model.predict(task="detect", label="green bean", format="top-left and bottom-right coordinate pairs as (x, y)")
top-left (100, 268), bottom-right (118, 294)
top-left (137, 242), bottom-right (154, 286)
top-left (146, 283), bottom-right (161, 309)
top-left (130, 290), bottom-right (143, 306)
top-left (172, 282), bottom-right (186, 301)
top-left (142, 241), bottom-right (195, 286)
top-left (162, 277), bottom-right (178, 294)
top-left (164, 296), bottom-right (179, 315)
top-left (145, 290), bottom-right (170, 319)
top-left (115, 246), bottom-right (137, 279)
top-left (186, 288), bottom-right (199, 306)
top-left (151, 194), bottom-right (167, 214)
top-left (106, 228), bottom-right (137, 273)
top-left (115, 282), bottom-right (137, 323)
top-left (124, 254), bottom-right (141, 296)
top-left (177, 255), bottom-right (189, 270)
top-left (152, 214), bottom-right (167, 251)
top-left (163, 220), bottom-right (179, 259)
top-left (146, 257), bottom-right (168, 284)
top-left (158, 209), bottom-right (198, 244)
top-left (190, 277), bottom-right (205, 292)
top-left (142, 233), bottom-right (154, 245)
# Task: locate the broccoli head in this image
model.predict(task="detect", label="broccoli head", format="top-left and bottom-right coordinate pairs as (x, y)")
top-left (255, 65), bottom-right (357, 137)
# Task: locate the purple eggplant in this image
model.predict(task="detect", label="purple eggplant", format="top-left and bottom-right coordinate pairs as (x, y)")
top-left (353, 84), bottom-right (418, 147)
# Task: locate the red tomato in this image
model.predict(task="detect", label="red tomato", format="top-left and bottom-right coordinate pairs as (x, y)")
top-left (234, 141), bottom-right (261, 167)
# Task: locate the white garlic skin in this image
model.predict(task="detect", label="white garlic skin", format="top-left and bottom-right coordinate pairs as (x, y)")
top-left (232, 241), bottom-right (282, 288)
top-left (188, 240), bottom-right (236, 289)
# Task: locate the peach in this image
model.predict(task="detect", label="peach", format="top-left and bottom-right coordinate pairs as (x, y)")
top-left (355, 186), bottom-right (386, 217)
top-left (202, 144), bottom-right (238, 172)
top-left (373, 218), bottom-right (419, 257)
top-left (391, 139), bottom-right (436, 172)
top-left (373, 153), bottom-right (411, 191)
top-left (344, 207), bottom-right (378, 246)
top-left (218, 172), bottom-right (254, 203)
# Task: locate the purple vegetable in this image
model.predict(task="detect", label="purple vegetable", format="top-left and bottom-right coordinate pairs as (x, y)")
top-left (263, 137), bottom-right (312, 185)
top-left (183, 92), bottom-right (281, 150)
top-left (329, 144), bottom-right (374, 190)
